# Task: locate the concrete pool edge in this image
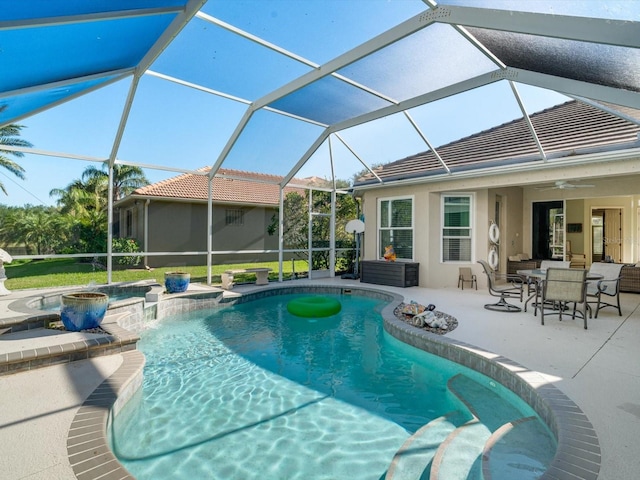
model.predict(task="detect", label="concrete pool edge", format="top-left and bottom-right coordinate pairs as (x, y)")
top-left (381, 296), bottom-right (601, 480)
top-left (76, 284), bottom-right (599, 480)
top-left (3, 281), bottom-right (163, 331)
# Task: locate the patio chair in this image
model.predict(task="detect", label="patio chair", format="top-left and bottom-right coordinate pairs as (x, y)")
top-left (458, 267), bottom-right (477, 290)
top-left (540, 260), bottom-right (571, 270)
top-left (586, 262), bottom-right (624, 318)
top-left (540, 268), bottom-right (588, 329)
top-left (478, 260), bottom-right (524, 312)
top-left (532, 260), bottom-right (572, 302)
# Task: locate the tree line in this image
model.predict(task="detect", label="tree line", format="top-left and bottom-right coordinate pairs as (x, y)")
top-left (0, 163), bottom-right (149, 257)
top-left (0, 116), bottom-right (149, 257)
top-left (1, 116), bottom-right (361, 272)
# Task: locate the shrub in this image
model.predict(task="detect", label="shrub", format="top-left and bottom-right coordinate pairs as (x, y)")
top-left (109, 238), bottom-right (142, 267)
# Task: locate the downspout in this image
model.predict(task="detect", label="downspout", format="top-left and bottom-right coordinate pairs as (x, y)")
top-left (207, 176), bottom-right (213, 286)
top-left (328, 136), bottom-right (336, 278)
top-left (107, 165), bottom-right (114, 284)
top-left (308, 189), bottom-right (313, 278)
top-left (144, 199), bottom-right (150, 268)
top-left (278, 187), bottom-right (284, 283)
top-left (330, 188), bottom-right (336, 278)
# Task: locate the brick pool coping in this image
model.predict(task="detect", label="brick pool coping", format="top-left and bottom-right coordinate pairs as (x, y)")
top-left (68, 284), bottom-right (599, 480)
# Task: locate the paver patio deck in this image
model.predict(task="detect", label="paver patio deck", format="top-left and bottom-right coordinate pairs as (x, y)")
top-left (0, 278), bottom-right (638, 480)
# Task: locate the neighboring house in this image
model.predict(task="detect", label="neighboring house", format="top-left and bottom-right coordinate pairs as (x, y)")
top-left (115, 168), bottom-right (309, 268)
top-left (353, 101), bottom-right (640, 289)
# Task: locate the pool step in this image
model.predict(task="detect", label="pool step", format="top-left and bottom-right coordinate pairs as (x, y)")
top-left (482, 416), bottom-right (557, 480)
top-left (428, 374), bottom-right (542, 480)
top-left (0, 320), bottom-right (139, 376)
top-left (385, 410), bottom-right (468, 480)
top-left (447, 373), bottom-right (526, 431)
top-left (430, 418), bottom-right (490, 480)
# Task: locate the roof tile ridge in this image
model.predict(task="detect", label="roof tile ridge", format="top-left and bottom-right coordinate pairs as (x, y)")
top-left (135, 167), bottom-right (210, 194)
top-left (217, 167), bottom-right (284, 182)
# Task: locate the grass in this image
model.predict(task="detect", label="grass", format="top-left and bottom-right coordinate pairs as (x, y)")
top-left (4, 258), bottom-right (310, 290)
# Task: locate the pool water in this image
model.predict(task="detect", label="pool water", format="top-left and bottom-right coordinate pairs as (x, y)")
top-left (109, 294), bottom-right (555, 479)
top-left (40, 291), bottom-right (145, 311)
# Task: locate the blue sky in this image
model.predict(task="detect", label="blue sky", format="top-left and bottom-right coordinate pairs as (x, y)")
top-left (0, 0), bottom-right (569, 207)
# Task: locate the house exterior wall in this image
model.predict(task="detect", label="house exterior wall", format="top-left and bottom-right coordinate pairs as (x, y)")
top-left (146, 201), bottom-right (208, 267)
top-left (361, 183), bottom-right (491, 289)
top-left (582, 196), bottom-right (636, 265)
top-left (359, 158), bottom-right (640, 289)
top-left (566, 199), bottom-right (586, 255)
top-left (522, 173), bottom-right (640, 269)
top-left (487, 186), bottom-right (525, 271)
top-left (120, 200), bottom-right (280, 268)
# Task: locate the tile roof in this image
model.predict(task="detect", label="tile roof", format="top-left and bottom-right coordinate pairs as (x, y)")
top-left (131, 168), bottom-right (309, 206)
top-left (355, 100), bottom-right (640, 185)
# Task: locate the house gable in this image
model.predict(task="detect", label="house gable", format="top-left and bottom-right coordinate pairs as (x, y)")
top-left (125, 168), bottom-right (309, 207)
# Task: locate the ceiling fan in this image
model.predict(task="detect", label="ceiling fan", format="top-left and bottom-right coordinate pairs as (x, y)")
top-left (535, 180), bottom-right (595, 191)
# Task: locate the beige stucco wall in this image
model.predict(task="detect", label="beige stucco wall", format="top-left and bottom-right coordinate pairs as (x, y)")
top-left (565, 199), bottom-right (585, 255)
top-left (361, 183), bottom-right (492, 289)
top-left (358, 157), bottom-right (640, 289)
top-left (522, 175), bottom-right (640, 268)
top-left (487, 186), bottom-right (525, 270)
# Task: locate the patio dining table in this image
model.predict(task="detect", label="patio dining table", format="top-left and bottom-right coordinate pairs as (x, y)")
top-left (517, 268), bottom-right (604, 313)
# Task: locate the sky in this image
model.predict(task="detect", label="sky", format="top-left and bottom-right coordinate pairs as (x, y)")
top-left (0, 0), bottom-right (571, 208)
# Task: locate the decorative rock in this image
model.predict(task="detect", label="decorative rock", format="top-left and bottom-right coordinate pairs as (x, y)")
top-left (393, 302), bottom-right (458, 335)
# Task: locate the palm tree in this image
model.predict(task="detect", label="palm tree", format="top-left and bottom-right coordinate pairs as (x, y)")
top-left (0, 109), bottom-right (33, 195)
top-left (50, 178), bottom-right (104, 217)
top-left (0, 205), bottom-right (68, 255)
top-left (81, 163), bottom-right (149, 204)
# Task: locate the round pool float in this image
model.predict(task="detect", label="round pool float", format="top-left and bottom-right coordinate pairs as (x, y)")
top-left (287, 295), bottom-right (342, 318)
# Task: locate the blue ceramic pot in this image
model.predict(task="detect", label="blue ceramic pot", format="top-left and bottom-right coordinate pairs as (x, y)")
top-left (165, 272), bottom-right (190, 293)
top-left (60, 292), bottom-right (109, 331)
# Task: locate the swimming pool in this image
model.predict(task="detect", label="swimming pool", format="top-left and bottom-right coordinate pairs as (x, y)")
top-left (35, 286), bottom-right (150, 312)
top-left (108, 292), bottom-right (555, 479)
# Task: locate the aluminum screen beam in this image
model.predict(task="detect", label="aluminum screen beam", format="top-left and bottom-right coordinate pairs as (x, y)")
top-left (404, 111), bottom-right (450, 174)
top-left (512, 69), bottom-right (640, 109)
top-left (0, 6), bottom-right (184, 30)
top-left (254, 10), bottom-right (437, 111)
top-left (281, 129), bottom-right (331, 187)
top-left (439, 4), bottom-right (640, 48)
top-left (509, 81), bottom-right (547, 161)
top-left (0, 69), bottom-right (133, 127)
top-left (331, 70), bottom-right (502, 132)
top-left (333, 133), bottom-right (383, 184)
top-left (108, 0), bottom-right (207, 168)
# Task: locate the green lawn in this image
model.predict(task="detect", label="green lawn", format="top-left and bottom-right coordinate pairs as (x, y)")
top-left (4, 258), bottom-right (310, 290)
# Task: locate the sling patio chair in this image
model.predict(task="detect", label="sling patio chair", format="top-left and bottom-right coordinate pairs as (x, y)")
top-left (540, 268), bottom-right (589, 329)
top-left (585, 262), bottom-right (624, 318)
top-left (458, 267), bottom-right (477, 290)
top-left (540, 260), bottom-right (571, 270)
top-left (530, 260), bottom-right (572, 311)
top-left (478, 260), bottom-right (524, 312)
top-left (513, 259), bottom-right (538, 296)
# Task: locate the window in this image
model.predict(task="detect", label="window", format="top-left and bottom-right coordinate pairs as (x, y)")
top-left (125, 209), bottom-right (133, 237)
top-left (442, 195), bottom-right (472, 262)
top-left (378, 197), bottom-right (413, 260)
top-left (226, 208), bottom-right (244, 226)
